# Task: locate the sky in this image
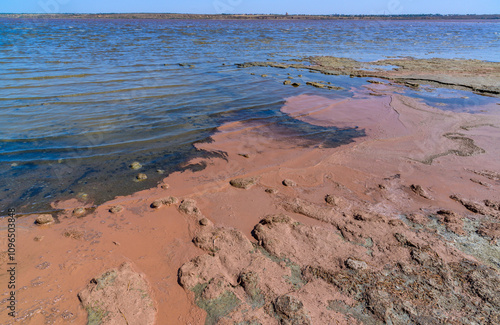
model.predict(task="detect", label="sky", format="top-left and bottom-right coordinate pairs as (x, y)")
top-left (1, 0), bottom-right (499, 15)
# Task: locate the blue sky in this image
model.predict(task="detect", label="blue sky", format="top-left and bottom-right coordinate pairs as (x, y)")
top-left (1, 0), bottom-right (499, 15)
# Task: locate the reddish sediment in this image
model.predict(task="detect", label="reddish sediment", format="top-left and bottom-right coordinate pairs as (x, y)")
top-left (1, 89), bottom-right (499, 324)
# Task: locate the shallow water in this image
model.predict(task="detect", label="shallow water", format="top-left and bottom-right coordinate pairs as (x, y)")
top-left (1, 18), bottom-right (499, 214)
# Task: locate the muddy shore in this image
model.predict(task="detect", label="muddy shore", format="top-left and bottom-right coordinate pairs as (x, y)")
top-left (1, 60), bottom-right (500, 324)
top-left (238, 57), bottom-right (500, 95)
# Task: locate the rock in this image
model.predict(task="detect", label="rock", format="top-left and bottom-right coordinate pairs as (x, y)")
top-left (274, 295), bottom-right (311, 325)
top-left (450, 195), bottom-right (490, 215)
top-left (287, 76), bottom-right (293, 79)
top-left (467, 267), bottom-right (500, 306)
top-left (35, 214), bottom-right (54, 225)
top-left (156, 169), bottom-right (164, 174)
top-left (238, 153), bottom-right (250, 158)
top-left (345, 258), bottom-right (369, 271)
top-left (199, 218), bottom-right (210, 226)
top-left (160, 183), bottom-right (170, 190)
top-left (406, 213), bottom-right (428, 225)
top-left (72, 208), bottom-right (86, 216)
top-left (178, 199), bottom-right (201, 216)
top-left (261, 74), bottom-right (267, 77)
top-left (306, 81), bottom-right (325, 88)
top-left (365, 289), bottom-right (393, 321)
top-left (282, 179), bottom-right (297, 187)
top-left (78, 262), bottom-right (156, 325)
top-left (298, 74), bottom-right (303, 77)
top-left (410, 184), bottom-right (432, 199)
top-left (129, 161), bottom-right (142, 170)
top-left (470, 178), bottom-right (490, 187)
top-left (283, 80), bottom-right (291, 85)
top-left (229, 177), bottom-right (258, 189)
top-left (265, 188), bottom-right (278, 194)
top-left (239, 271), bottom-right (261, 301)
top-left (34, 236), bottom-right (44, 242)
top-left (291, 82), bottom-right (301, 87)
top-left (77, 192), bottom-right (89, 200)
top-left (136, 173), bottom-right (147, 180)
top-left (109, 205), bottom-right (123, 214)
top-left (150, 200), bottom-right (163, 209)
top-left (436, 210), bottom-right (459, 224)
top-left (324, 194), bottom-right (343, 207)
top-left (162, 196), bottom-right (179, 206)
top-left (200, 275), bottom-right (230, 301)
top-left (484, 200), bottom-right (500, 211)
top-left (394, 233), bottom-right (419, 248)
top-left (63, 229), bottom-right (84, 240)
top-left (477, 222), bottom-right (500, 241)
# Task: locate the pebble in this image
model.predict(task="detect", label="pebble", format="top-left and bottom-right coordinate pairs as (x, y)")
top-left (130, 161), bottom-right (142, 170)
top-left (150, 200), bottom-right (163, 209)
top-left (109, 205), bottom-right (123, 214)
top-left (136, 173), bottom-right (147, 180)
top-left (35, 214), bottom-right (54, 225)
top-left (162, 196), bottom-right (179, 206)
top-left (282, 179), bottom-right (297, 187)
top-left (72, 208), bottom-right (86, 216)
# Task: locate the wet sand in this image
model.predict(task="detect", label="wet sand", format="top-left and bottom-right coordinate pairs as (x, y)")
top-left (1, 83), bottom-right (500, 324)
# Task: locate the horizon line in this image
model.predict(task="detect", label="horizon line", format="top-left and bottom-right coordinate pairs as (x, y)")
top-left (1, 12), bottom-right (499, 16)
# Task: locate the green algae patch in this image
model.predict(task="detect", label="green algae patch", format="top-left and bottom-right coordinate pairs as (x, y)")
top-left (192, 283), bottom-right (241, 325)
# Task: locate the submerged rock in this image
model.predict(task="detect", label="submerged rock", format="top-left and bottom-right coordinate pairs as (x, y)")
top-left (136, 173), bottom-right (147, 180)
top-left (129, 161), bottom-right (142, 170)
top-left (306, 81), bottom-right (325, 88)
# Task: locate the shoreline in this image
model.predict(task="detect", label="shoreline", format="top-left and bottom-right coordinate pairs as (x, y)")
top-left (1, 82), bottom-right (499, 323)
top-left (1, 13), bottom-right (500, 20)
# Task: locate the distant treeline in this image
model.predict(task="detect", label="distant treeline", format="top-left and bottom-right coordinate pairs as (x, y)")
top-left (1, 13), bottom-right (499, 20)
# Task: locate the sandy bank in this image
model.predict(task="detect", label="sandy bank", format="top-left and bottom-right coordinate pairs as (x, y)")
top-left (1, 88), bottom-right (500, 324)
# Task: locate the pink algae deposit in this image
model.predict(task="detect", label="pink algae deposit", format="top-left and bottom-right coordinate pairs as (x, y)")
top-left (1, 89), bottom-right (500, 324)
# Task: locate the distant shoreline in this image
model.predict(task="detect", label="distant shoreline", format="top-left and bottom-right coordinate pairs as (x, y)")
top-left (1, 13), bottom-right (499, 20)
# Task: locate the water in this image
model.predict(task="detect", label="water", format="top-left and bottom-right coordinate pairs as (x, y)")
top-left (1, 18), bottom-right (499, 214)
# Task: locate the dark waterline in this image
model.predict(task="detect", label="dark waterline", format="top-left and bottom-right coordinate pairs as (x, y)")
top-left (1, 18), bottom-right (499, 214)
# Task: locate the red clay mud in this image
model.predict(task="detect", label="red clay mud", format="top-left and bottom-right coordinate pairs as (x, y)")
top-left (1, 89), bottom-right (499, 324)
